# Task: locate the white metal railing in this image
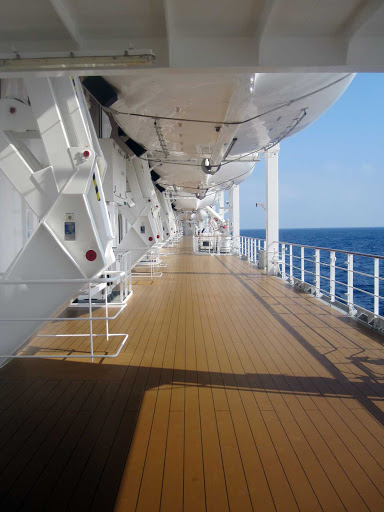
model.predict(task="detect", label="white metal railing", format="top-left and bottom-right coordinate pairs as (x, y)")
top-left (71, 251), bottom-right (133, 307)
top-left (239, 236), bottom-right (384, 321)
top-left (132, 245), bottom-right (165, 278)
top-left (238, 236), bottom-right (266, 264)
top-left (113, 250), bottom-right (133, 303)
top-left (193, 235), bottom-right (233, 254)
top-left (0, 272), bottom-right (129, 361)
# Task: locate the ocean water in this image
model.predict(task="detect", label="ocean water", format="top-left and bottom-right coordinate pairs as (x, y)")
top-left (240, 227), bottom-right (384, 315)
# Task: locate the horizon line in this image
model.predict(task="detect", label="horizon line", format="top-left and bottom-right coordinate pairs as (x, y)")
top-left (240, 226), bottom-right (384, 230)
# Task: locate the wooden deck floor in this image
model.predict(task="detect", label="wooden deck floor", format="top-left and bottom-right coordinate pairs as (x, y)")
top-left (1, 237), bottom-right (384, 511)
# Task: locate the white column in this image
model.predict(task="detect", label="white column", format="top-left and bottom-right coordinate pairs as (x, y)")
top-left (228, 188), bottom-right (233, 230)
top-left (265, 145), bottom-right (279, 274)
top-left (218, 190), bottom-right (225, 214)
top-left (232, 184), bottom-right (240, 239)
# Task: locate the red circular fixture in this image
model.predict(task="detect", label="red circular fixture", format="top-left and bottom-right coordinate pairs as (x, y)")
top-left (9, 107), bottom-right (16, 114)
top-left (223, 225), bottom-right (226, 229)
top-left (86, 250), bottom-right (97, 261)
top-left (156, 235), bottom-right (160, 239)
top-left (83, 150), bottom-right (90, 158)
top-left (155, 205), bottom-right (158, 208)
top-left (166, 233), bottom-right (169, 236)
top-left (148, 236), bottom-right (153, 241)
top-left (148, 199), bottom-right (151, 202)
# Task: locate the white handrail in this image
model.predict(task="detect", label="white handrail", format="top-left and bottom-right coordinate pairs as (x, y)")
top-left (238, 236), bottom-right (383, 321)
top-left (193, 235), bottom-right (233, 255)
top-left (0, 272), bottom-right (129, 361)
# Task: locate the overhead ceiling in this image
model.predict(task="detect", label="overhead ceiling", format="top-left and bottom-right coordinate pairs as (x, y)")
top-left (0, 0), bottom-right (383, 70)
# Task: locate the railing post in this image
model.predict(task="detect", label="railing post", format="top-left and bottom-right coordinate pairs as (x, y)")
top-left (315, 249), bottom-right (320, 297)
top-left (281, 244), bottom-right (286, 279)
top-left (301, 246), bottom-right (305, 282)
top-left (289, 244), bottom-right (293, 283)
top-left (374, 258), bottom-right (379, 316)
top-left (128, 251), bottom-right (132, 294)
top-left (347, 253), bottom-right (355, 315)
top-left (89, 282), bottom-right (94, 362)
top-left (124, 253), bottom-right (128, 299)
top-left (330, 251), bottom-right (336, 303)
top-left (119, 257), bottom-right (123, 301)
top-left (105, 278), bottom-right (109, 342)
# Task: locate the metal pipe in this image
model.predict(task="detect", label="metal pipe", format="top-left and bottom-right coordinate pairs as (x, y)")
top-left (330, 251), bottom-right (336, 303)
top-left (374, 258), bottom-right (379, 316)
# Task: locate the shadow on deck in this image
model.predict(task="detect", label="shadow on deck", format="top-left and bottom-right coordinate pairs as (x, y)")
top-left (0, 353), bottom-right (383, 511)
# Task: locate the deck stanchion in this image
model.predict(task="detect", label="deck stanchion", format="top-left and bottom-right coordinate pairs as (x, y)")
top-left (128, 252), bottom-right (132, 294)
top-left (315, 249), bottom-right (321, 297)
top-left (347, 253), bottom-right (354, 314)
top-left (119, 263), bottom-right (123, 302)
top-left (374, 258), bottom-right (379, 316)
top-left (289, 244), bottom-right (293, 283)
top-left (123, 253), bottom-right (128, 299)
top-left (330, 251), bottom-right (336, 303)
top-left (301, 246), bottom-right (305, 282)
top-left (105, 280), bottom-right (109, 342)
top-left (281, 244), bottom-right (286, 279)
top-left (89, 283), bottom-right (94, 362)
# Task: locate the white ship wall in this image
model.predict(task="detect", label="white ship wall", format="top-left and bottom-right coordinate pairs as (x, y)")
top-left (0, 174), bottom-right (26, 273)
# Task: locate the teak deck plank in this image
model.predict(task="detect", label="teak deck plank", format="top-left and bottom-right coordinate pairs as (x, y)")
top-left (1, 237), bottom-right (384, 511)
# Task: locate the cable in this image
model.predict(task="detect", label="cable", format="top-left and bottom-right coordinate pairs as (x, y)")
top-left (218, 107), bottom-right (307, 167)
top-left (141, 107), bottom-right (306, 169)
top-left (159, 164), bottom-right (256, 193)
top-left (102, 75), bottom-right (350, 196)
top-left (105, 74), bottom-right (351, 127)
top-left (141, 157), bottom-right (200, 167)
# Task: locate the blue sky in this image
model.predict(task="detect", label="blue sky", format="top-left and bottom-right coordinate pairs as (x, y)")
top-left (240, 74), bottom-right (384, 229)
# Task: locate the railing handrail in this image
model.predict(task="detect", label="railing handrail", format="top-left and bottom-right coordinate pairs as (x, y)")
top-left (238, 235), bottom-right (384, 323)
top-left (276, 240), bottom-right (384, 261)
top-left (193, 234), bottom-right (232, 238)
top-left (239, 236), bottom-right (384, 261)
top-left (0, 271), bottom-right (125, 285)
